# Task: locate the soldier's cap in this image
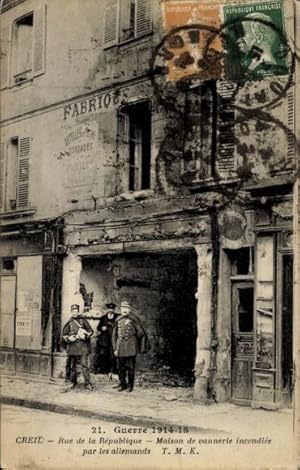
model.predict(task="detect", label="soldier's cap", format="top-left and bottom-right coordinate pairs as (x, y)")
top-left (120, 301), bottom-right (131, 308)
top-left (70, 304), bottom-right (80, 312)
top-left (106, 302), bottom-right (116, 309)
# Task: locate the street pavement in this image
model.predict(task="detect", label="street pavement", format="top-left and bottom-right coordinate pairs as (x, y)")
top-left (0, 374), bottom-right (297, 469)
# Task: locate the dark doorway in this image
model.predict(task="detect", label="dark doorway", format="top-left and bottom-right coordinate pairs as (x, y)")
top-left (282, 255), bottom-right (293, 402)
top-left (81, 250), bottom-right (198, 385)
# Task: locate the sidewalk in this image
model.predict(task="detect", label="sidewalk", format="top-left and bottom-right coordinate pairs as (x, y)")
top-left (0, 373), bottom-right (293, 436)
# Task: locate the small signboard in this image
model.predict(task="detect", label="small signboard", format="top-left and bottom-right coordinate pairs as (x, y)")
top-left (15, 317), bottom-right (32, 337)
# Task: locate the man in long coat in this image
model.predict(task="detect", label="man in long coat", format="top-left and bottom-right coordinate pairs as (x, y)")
top-left (62, 304), bottom-right (94, 391)
top-left (96, 302), bottom-right (120, 375)
top-left (112, 300), bottom-right (146, 392)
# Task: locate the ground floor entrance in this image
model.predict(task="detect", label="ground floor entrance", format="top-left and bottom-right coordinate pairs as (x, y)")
top-left (79, 250), bottom-right (198, 385)
top-left (0, 207), bottom-right (295, 409)
top-left (231, 282), bottom-right (254, 405)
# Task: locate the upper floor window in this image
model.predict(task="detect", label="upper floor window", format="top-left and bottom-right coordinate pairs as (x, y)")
top-left (104, 0), bottom-right (152, 48)
top-left (0, 137), bottom-right (31, 213)
top-left (118, 101), bottom-right (151, 192)
top-left (12, 13), bottom-right (33, 83)
top-left (5, 137), bottom-right (18, 211)
top-left (0, 5), bottom-right (46, 89)
top-left (182, 82), bottom-right (217, 181)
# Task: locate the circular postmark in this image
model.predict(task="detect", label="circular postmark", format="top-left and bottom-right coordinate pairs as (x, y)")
top-left (149, 23), bottom-right (222, 109)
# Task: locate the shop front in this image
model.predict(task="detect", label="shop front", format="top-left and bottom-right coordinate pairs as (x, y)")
top-left (0, 220), bottom-right (64, 378)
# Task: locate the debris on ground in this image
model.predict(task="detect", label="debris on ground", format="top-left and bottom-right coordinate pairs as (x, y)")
top-left (164, 394), bottom-right (177, 401)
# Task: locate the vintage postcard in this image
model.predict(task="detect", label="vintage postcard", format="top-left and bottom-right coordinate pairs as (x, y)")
top-left (0, 0), bottom-right (299, 469)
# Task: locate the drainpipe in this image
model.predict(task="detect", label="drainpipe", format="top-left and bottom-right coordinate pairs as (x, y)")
top-left (293, 0), bottom-right (300, 442)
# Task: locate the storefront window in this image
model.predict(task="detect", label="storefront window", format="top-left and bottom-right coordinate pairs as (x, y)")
top-left (238, 287), bottom-right (254, 332)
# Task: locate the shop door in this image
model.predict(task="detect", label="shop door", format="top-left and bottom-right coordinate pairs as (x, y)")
top-left (231, 283), bottom-right (254, 405)
top-left (0, 276), bottom-right (16, 348)
top-left (282, 255), bottom-right (293, 403)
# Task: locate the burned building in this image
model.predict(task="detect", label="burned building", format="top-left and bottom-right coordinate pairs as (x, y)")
top-left (0, 0), bottom-right (297, 409)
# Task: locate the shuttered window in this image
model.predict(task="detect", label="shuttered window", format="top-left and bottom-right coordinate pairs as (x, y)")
top-left (17, 137), bottom-right (30, 209)
top-left (287, 89), bottom-right (295, 162)
top-left (104, 0), bottom-right (152, 48)
top-left (33, 5), bottom-right (46, 77)
top-left (9, 5), bottom-right (46, 85)
top-left (135, 0), bottom-right (152, 37)
top-left (104, 0), bottom-right (119, 47)
top-left (0, 137), bottom-right (31, 214)
top-left (216, 81), bottom-right (236, 176)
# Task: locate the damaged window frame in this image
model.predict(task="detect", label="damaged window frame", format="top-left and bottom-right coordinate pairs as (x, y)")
top-left (182, 81), bottom-right (218, 182)
top-left (229, 247), bottom-right (255, 278)
top-left (118, 100), bottom-right (152, 192)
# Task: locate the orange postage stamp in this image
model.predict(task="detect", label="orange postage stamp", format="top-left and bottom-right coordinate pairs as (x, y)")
top-left (161, 1), bottom-right (223, 81)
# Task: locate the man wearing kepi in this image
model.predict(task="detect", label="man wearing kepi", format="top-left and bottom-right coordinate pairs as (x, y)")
top-left (62, 304), bottom-right (94, 391)
top-left (112, 301), bottom-right (146, 392)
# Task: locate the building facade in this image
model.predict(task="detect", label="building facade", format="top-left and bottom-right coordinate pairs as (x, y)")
top-left (0, 0), bottom-right (297, 409)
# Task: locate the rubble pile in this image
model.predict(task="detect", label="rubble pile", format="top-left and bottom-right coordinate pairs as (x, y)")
top-left (135, 365), bottom-right (195, 388)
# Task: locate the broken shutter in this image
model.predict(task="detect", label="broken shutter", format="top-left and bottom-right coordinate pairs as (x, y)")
top-left (16, 256), bottom-right (43, 350)
top-left (0, 276), bottom-right (16, 348)
top-left (117, 111), bottom-right (130, 193)
top-left (0, 143), bottom-right (6, 212)
top-left (135, 0), bottom-right (152, 37)
top-left (33, 5), bottom-right (46, 76)
top-left (104, 0), bottom-right (119, 48)
top-left (97, 110), bottom-right (119, 196)
top-left (217, 81), bottom-right (236, 175)
top-left (0, 24), bottom-right (10, 89)
top-left (287, 89), bottom-right (295, 162)
top-left (17, 137), bottom-right (30, 209)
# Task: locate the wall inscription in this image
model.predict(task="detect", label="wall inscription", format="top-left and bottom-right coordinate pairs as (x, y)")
top-left (63, 91), bottom-right (120, 120)
top-left (58, 122), bottom-right (99, 191)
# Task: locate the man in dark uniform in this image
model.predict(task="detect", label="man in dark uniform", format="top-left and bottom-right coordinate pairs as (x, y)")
top-left (96, 302), bottom-right (120, 376)
top-left (62, 304), bottom-right (94, 391)
top-left (112, 300), bottom-right (145, 392)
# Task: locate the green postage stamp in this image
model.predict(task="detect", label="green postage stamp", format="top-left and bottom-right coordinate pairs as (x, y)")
top-left (223, 1), bottom-right (288, 80)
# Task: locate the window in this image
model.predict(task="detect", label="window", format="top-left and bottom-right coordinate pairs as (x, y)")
top-left (229, 247), bottom-right (254, 276)
top-left (0, 137), bottom-right (31, 213)
top-left (5, 138), bottom-right (18, 211)
top-left (12, 13), bottom-right (33, 83)
top-left (237, 287), bottom-right (254, 332)
top-left (182, 83), bottom-right (217, 180)
top-left (119, 101), bottom-right (151, 192)
top-left (120, 0), bottom-right (136, 41)
top-left (0, 6), bottom-right (46, 89)
top-left (104, 0), bottom-right (152, 48)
